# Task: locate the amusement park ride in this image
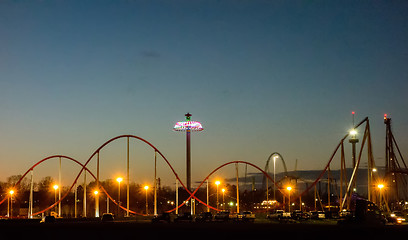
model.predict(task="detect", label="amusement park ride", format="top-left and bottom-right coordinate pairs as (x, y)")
top-left (0, 113), bottom-right (407, 218)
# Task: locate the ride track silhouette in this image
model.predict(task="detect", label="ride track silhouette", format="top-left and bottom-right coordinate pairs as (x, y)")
top-left (0, 118), bottom-right (374, 216)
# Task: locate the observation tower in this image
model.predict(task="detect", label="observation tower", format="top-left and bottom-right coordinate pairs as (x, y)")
top-left (173, 113), bottom-right (204, 192)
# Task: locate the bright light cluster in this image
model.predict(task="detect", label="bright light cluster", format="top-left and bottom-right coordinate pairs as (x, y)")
top-left (173, 121), bottom-right (203, 132)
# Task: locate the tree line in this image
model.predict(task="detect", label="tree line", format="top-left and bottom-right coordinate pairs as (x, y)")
top-left (0, 175), bottom-right (281, 218)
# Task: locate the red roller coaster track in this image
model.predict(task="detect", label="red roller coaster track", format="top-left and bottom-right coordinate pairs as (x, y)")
top-left (0, 135), bottom-right (283, 216)
top-left (0, 117), bottom-right (377, 216)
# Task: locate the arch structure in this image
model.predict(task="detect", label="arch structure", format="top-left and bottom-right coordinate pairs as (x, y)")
top-left (262, 152), bottom-right (288, 190)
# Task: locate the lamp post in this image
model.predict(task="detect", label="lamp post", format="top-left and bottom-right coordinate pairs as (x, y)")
top-left (144, 185), bottom-right (149, 215)
top-left (53, 185), bottom-right (59, 213)
top-left (221, 188), bottom-right (226, 210)
top-left (378, 184), bottom-right (384, 210)
top-left (349, 112), bottom-right (359, 195)
top-left (174, 113), bottom-right (203, 215)
top-left (116, 177), bottom-right (123, 217)
top-left (273, 156), bottom-right (278, 200)
top-left (94, 190), bottom-right (99, 217)
top-left (8, 190), bottom-right (14, 218)
top-left (287, 186), bottom-right (292, 212)
top-left (215, 180), bottom-right (220, 209)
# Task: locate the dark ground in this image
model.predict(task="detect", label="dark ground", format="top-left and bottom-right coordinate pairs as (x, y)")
top-left (1, 219), bottom-right (408, 240)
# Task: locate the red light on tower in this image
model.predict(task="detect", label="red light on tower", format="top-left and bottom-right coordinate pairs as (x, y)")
top-left (351, 111), bottom-right (356, 126)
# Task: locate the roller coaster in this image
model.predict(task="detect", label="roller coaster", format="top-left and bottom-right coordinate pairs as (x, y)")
top-left (1, 116), bottom-right (407, 218)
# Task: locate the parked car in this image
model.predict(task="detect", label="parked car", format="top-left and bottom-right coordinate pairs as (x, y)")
top-left (310, 211), bottom-right (325, 219)
top-left (101, 213), bottom-right (114, 222)
top-left (152, 212), bottom-right (171, 223)
top-left (337, 199), bottom-right (386, 226)
top-left (174, 212), bottom-right (194, 223)
top-left (196, 212), bottom-right (213, 222)
top-left (292, 211), bottom-right (310, 220)
top-left (236, 211), bottom-right (256, 222)
top-left (267, 210), bottom-right (290, 220)
top-left (214, 211), bottom-right (230, 222)
top-left (388, 211), bottom-right (406, 224)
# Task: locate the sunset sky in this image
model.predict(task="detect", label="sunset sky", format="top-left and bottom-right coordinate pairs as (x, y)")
top-left (0, 0), bottom-right (407, 187)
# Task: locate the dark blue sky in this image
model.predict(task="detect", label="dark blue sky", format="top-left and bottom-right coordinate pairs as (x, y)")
top-left (0, 0), bottom-right (407, 186)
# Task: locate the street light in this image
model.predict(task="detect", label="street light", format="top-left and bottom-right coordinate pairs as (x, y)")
top-left (378, 183), bottom-right (384, 210)
top-left (287, 186), bottom-right (292, 212)
top-left (8, 190), bottom-right (14, 218)
top-left (94, 190), bottom-right (99, 217)
top-left (273, 156), bottom-right (278, 200)
top-left (53, 185), bottom-right (59, 213)
top-left (116, 177), bottom-right (123, 217)
top-left (144, 185), bottom-right (149, 215)
top-left (215, 180), bottom-right (221, 209)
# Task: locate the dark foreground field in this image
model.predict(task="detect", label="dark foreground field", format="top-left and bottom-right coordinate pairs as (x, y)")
top-left (1, 219), bottom-right (408, 239)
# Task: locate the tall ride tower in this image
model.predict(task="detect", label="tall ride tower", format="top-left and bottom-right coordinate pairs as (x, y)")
top-left (173, 113), bottom-right (204, 192)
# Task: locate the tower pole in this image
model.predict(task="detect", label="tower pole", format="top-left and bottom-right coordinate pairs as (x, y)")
top-left (186, 128), bottom-right (191, 192)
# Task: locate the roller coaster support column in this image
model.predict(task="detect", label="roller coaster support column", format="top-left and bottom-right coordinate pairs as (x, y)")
top-left (95, 152), bottom-right (100, 218)
top-left (29, 170), bottom-right (34, 218)
top-left (154, 151), bottom-right (157, 216)
top-left (83, 171), bottom-right (87, 217)
top-left (236, 163), bottom-right (240, 213)
top-left (126, 137), bottom-right (130, 217)
top-left (206, 179), bottom-right (209, 212)
top-left (175, 178), bottom-right (179, 215)
top-left (58, 157), bottom-right (61, 217)
top-left (74, 183), bottom-right (77, 218)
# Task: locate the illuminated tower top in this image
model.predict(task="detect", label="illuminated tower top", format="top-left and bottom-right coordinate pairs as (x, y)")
top-left (173, 112), bottom-right (204, 132)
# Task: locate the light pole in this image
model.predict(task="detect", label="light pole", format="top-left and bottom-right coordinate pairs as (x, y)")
top-left (287, 186), bottom-right (292, 212)
top-left (273, 156), bottom-right (278, 200)
top-left (116, 177), bottom-right (123, 217)
top-left (222, 188), bottom-right (226, 210)
top-left (93, 190), bottom-right (99, 217)
top-left (173, 113), bottom-right (203, 215)
top-left (215, 180), bottom-right (220, 210)
top-left (144, 185), bottom-right (149, 215)
top-left (349, 112), bottom-right (359, 195)
top-left (53, 184), bottom-right (59, 214)
top-left (378, 184), bottom-right (384, 210)
top-left (206, 179), bottom-right (209, 212)
top-left (8, 190), bottom-right (14, 218)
